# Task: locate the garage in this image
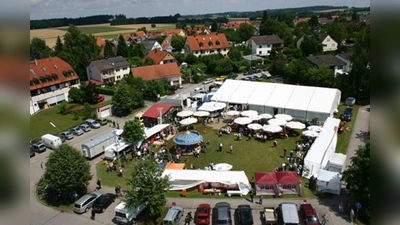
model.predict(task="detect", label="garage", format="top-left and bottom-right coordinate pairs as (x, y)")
top-left (100, 108), bottom-right (110, 118)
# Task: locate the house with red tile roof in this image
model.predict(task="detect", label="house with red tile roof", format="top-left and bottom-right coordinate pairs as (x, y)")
top-left (131, 63), bottom-right (182, 86)
top-left (293, 17), bottom-right (311, 26)
top-left (146, 49), bottom-right (178, 65)
top-left (86, 56), bottom-right (130, 84)
top-left (185, 26), bottom-right (211, 36)
top-left (30, 57), bottom-right (80, 115)
top-left (184, 33), bottom-right (230, 57)
top-left (247, 35), bottom-right (284, 57)
top-left (142, 103), bottom-right (181, 127)
top-left (160, 35), bottom-right (173, 52)
top-left (221, 20), bottom-right (251, 30)
top-left (162, 29), bottom-right (186, 37)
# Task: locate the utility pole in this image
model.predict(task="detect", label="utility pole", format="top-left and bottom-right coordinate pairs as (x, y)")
top-left (157, 108), bottom-right (164, 124)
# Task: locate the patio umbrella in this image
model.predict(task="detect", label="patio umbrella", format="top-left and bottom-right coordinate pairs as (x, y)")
top-left (249, 115), bottom-right (263, 121)
top-left (241, 110), bottom-right (258, 117)
top-left (113, 129), bottom-right (124, 136)
top-left (247, 123), bottom-right (263, 130)
top-left (302, 130), bottom-right (320, 137)
top-left (286, 121), bottom-right (306, 130)
top-left (234, 117), bottom-right (253, 125)
top-left (173, 131), bottom-right (203, 145)
top-left (193, 111), bottom-right (210, 117)
top-left (262, 124), bottom-right (283, 133)
top-left (226, 110), bottom-right (241, 116)
top-left (268, 118), bottom-right (287, 126)
top-left (179, 117), bottom-right (198, 125)
top-left (307, 125), bottom-right (323, 132)
top-left (259, 113), bottom-right (273, 119)
top-left (213, 163), bottom-right (233, 171)
top-left (177, 110), bottom-right (194, 117)
top-left (274, 113), bottom-right (293, 121)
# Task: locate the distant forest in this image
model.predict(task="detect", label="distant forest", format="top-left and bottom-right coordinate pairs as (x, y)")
top-left (30, 5), bottom-right (369, 29)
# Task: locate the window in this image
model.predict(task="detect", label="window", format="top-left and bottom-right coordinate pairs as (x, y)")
top-left (216, 41), bottom-right (220, 45)
top-left (123, 67), bottom-right (127, 70)
top-left (195, 51), bottom-right (199, 54)
top-left (208, 41), bottom-right (213, 46)
top-left (117, 75), bottom-right (121, 79)
top-left (259, 45), bottom-right (262, 48)
top-left (267, 50), bottom-right (271, 54)
top-left (331, 44), bottom-right (336, 47)
top-left (327, 38), bottom-right (330, 42)
top-left (199, 42), bottom-right (204, 47)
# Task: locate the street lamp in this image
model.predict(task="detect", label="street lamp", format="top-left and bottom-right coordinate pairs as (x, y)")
top-left (157, 108), bottom-right (164, 124)
top-left (50, 122), bottom-right (60, 133)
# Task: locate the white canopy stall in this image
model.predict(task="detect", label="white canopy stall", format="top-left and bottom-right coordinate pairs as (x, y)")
top-left (162, 169), bottom-right (252, 194)
top-left (302, 117), bottom-right (340, 179)
top-left (316, 169), bottom-right (342, 195)
top-left (197, 102), bottom-right (226, 118)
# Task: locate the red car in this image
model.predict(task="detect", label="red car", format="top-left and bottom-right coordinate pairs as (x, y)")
top-left (299, 203), bottom-right (320, 225)
top-left (196, 203), bottom-right (211, 225)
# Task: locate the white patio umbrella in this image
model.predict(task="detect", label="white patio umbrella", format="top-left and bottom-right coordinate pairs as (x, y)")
top-left (234, 117), bottom-right (253, 125)
top-left (180, 117), bottom-right (198, 125)
top-left (307, 125), bottom-right (323, 132)
top-left (249, 115), bottom-right (263, 121)
top-left (268, 118), bottom-right (287, 126)
top-left (274, 113), bottom-right (293, 121)
top-left (302, 130), bottom-right (320, 137)
top-left (226, 110), bottom-right (241, 116)
top-left (286, 121), bottom-right (306, 130)
top-left (114, 129), bottom-right (124, 136)
top-left (262, 124), bottom-right (283, 133)
top-left (247, 123), bottom-right (263, 130)
top-left (177, 110), bottom-right (194, 118)
top-left (193, 111), bottom-right (210, 117)
top-left (260, 113), bottom-right (273, 119)
top-left (241, 110), bottom-right (258, 117)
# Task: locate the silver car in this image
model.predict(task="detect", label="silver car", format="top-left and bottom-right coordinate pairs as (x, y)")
top-left (73, 192), bottom-right (101, 214)
top-left (59, 131), bottom-right (74, 140)
top-left (86, 119), bottom-right (101, 129)
top-left (70, 126), bottom-right (84, 136)
top-left (79, 124), bottom-right (91, 132)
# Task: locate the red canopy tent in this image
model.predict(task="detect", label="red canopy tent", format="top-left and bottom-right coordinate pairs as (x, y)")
top-left (254, 171), bottom-right (302, 196)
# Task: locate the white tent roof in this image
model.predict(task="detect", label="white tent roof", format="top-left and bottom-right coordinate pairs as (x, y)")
top-left (329, 153), bottom-right (347, 167)
top-left (228, 81), bottom-right (257, 104)
top-left (316, 169), bottom-right (342, 195)
top-left (211, 79), bottom-right (241, 102)
top-left (302, 117), bottom-right (340, 178)
top-left (307, 87), bottom-right (340, 114)
top-left (197, 102), bottom-right (226, 112)
top-left (265, 84), bottom-right (296, 109)
top-left (285, 86), bottom-right (315, 112)
top-left (247, 82), bottom-right (276, 106)
top-left (144, 124), bottom-right (170, 139)
top-left (162, 169), bottom-right (251, 191)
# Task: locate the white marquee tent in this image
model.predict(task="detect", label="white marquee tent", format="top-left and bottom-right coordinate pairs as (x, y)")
top-left (302, 117), bottom-right (340, 179)
top-left (316, 169), bottom-right (342, 195)
top-left (162, 169), bottom-right (252, 193)
top-left (327, 153), bottom-right (347, 173)
top-left (210, 80), bottom-right (341, 121)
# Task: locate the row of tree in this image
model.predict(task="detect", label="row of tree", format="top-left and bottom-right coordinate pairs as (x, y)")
top-left (30, 15), bottom-right (114, 29)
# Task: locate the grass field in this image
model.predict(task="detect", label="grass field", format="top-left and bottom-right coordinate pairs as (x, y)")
top-left (334, 104), bottom-right (359, 154)
top-left (56, 26), bottom-right (134, 34)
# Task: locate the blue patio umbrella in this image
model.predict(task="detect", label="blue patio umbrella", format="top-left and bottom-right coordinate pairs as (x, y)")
top-left (173, 131), bottom-right (203, 145)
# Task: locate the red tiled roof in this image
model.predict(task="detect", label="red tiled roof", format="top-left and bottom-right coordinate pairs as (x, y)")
top-left (96, 37), bottom-right (106, 47)
top-left (131, 63), bottom-right (181, 81)
top-left (143, 103), bottom-right (176, 119)
top-left (221, 20), bottom-right (250, 29)
top-left (163, 29), bottom-right (184, 36)
top-left (30, 57), bottom-right (79, 91)
top-left (86, 79), bottom-right (103, 86)
top-left (146, 49), bottom-right (175, 64)
top-left (293, 17), bottom-right (310, 26)
top-left (136, 31), bottom-right (146, 36)
top-left (186, 33), bottom-right (230, 51)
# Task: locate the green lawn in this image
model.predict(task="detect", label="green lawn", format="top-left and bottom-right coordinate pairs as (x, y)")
top-left (334, 104), bottom-right (359, 154)
top-left (57, 26), bottom-right (134, 34)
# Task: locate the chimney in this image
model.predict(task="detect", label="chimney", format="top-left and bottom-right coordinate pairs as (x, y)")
top-left (34, 59), bottom-right (38, 66)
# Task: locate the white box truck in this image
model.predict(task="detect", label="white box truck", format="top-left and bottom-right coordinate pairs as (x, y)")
top-left (41, 134), bottom-right (63, 150)
top-left (114, 201), bottom-right (148, 225)
top-left (81, 131), bottom-right (115, 159)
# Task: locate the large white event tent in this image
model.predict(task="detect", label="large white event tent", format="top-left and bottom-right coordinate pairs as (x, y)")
top-left (302, 117), bottom-right (341, 179)
top-left (162, 169), bottom-right (252, 193)
top-left (211, 80), bottom-right (341, 121)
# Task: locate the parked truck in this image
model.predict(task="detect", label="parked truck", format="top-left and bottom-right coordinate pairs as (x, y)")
top-left (263, 207), bottom-right (278, 225)
top-left (81, 131), bottom-right (115, 159)
top-left (41, 134), bottom-right (63, 150)
top-left (114, 201), bottom-right (148, 225)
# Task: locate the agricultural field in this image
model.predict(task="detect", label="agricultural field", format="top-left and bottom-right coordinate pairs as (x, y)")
top-left (30, 23), bottom-right (175, 48)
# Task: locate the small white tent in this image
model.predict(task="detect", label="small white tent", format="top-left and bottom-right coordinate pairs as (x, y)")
top-left (316, 169), bottom-right (342, 195)
top-left (328, 153), bottom-right (347, 173)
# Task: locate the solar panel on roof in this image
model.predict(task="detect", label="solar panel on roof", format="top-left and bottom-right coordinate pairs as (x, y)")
top-left (110, 57), bottom-right (125, 64)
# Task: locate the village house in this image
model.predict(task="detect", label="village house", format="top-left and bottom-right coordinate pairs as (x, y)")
top-left (320, 34), bottom-right (338, 52)
top-left (146, 49), bottom-right (178, 65)
top-left (131, 63), bottom-right (182, 87)
top-left (86, 56), bottom-right (130, 84)
top-left (184, 33), bottom-right (230, 57)
top-left (247, 35), bottom-right (284, 57)
top-left (306, 54), bottom-right (346, 76)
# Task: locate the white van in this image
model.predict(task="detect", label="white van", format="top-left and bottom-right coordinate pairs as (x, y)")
top-left (279, 202), bottom-right (300, 225)
top-left (41, 134), bottom-right (63, 150)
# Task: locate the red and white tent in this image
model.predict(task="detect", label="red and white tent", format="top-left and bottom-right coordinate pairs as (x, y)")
top-left (254, 172), bottom-right (302, 196)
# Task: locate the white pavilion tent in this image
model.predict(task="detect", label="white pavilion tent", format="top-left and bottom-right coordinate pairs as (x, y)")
top-left (284, 86), bottom-right (316, 119)
top-left (327, 153), bottom-right (347, 173)
top-left (306, 87), bottom-right (341, 120)
top-left (247, 83), bottom-right (276, 113)
top-left (316, 169), bottom-right (342, 195)
top-left (228, 81), bottom-right (257, 105)
top-left (264, 84), bottom-right (296, 115)
top-left (302, 117), bottom-right (341, 179)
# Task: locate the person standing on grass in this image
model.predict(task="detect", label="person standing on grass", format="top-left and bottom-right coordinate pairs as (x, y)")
top-left (229, 144), bottom-right (233, 154)
top-left (273, 140), bottom-right (277, 148)
top-left (219, 142), bottom-right (223, 152)
top-left (283, 148), bottom-right (287, 157)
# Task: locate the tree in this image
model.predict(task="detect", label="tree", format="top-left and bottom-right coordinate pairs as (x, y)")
top-left (351, 11), bottom-right (359, 21)
top-left (84, 81), bottom-right (99, 104)
top-left (308, 15), bottom-right (319, 31)
top-left (210, 20), bottom-right (218, 32)
top-left (171, 34), bottom-right (186, 52)
top-left (214, 58), bottom-right (233, 75)
top-left (68, 87), bottom-right (84, 103)
top-left (294, 21), bottom-right (311, 36)
top-left (82, 102), bottom-right (93, 119)
top-left (185, 53), bottom-right (198, 64)
top-left (104, 40), bottom-right (115, 58)
top-left (117, 34), bottom-right (128, 57)
top-left (121, 120), bottom-right (145, 145)
top-left (124, 160), bottom-right (171, 224)
top-left (300, 35), bottom-right (322, 56)
top-left (112, 79), bottom-right (135, 116)
top-left (43, 144), bottom-right (92, 202)
top-left (227, 48), bottom-right (242, 61)
top-left (342, 140), bottom-right (370, 223)
top-left (143, 57), bottom-right (155, 66)
top-left (323, 22), bottom-right (347, 45)
top-left (237, 23), bottom-right (256, 42)
top-left (132, 43), bottom-right (146, 58)
top-left (278, 11), bottom-right (295, 28)
top-left (30, 37), bottom-right (51, 60)
top-left (151, 24), bottom-right (156, 28)
top-left (54, 36), bottom-right (63, 56)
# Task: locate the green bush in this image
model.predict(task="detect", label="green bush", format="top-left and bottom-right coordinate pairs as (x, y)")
top-left (58, 102), bottom-right (69, 115)
top-left (96, 87), bottom-right (115, 96)
top-left (72, 111), bottom-right (79, 120)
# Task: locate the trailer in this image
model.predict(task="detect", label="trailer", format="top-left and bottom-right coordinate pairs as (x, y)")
top-left (263, 207), bottom-right (278, 225)
top-left (81, 131), bottom-right (115, 159)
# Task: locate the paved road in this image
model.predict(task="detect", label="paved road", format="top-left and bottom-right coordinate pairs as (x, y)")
top-left (30, 86), bottom-right (370, 225)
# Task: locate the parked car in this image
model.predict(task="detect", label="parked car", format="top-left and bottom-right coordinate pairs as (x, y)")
top-left (196, 203), bottom-right (211, 225)
top-left (240, 77), bottom-right (250, 81)
top-left (30, 147), bottom-right (35, 157)
top-left (228, 73), bottom-right (238, 80)
top-left (97, 118), bottom-right (108, 126)
top-left (203, 78), bottom-right (213, 84)
top-left (59, 131), bottom-right (74, 140)
top-left (79, 123), bottom-right (91, 132)
top-left (234, 204), bottom-right (253, 225)
top-left (215, 75), bottom-right (227, 81)
top-left (86, 119), bottom-right (101, 129)
top-left (73, 192), bottom-right (102, 214)
top-left (30, 141), bottom-right (46, 153)
top-left (341, 107), bottom-right (353, 121)
top-left (299, 203), bottom-right (320, 225)
top-left (94, 95), bottom-right (105, 103)
top-left (70, 126), bottom-right (84, 136)
top-left (252, 75), bottom-right (262, 81)
top-left (92, 193), bottom-right (116, 213)
top-left (212, 202), bottom-right (232, 225)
